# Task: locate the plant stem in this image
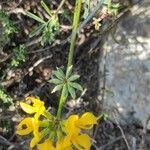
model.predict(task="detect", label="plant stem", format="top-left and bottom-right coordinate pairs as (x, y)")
top-left (67, 0), bottom-right (82, 68)
top-left (56, 0), bottom-right (82, 119)
top-left (56, 85), bottom-right (66, 118)
top-left (56, 0), bottom-right (66, 14)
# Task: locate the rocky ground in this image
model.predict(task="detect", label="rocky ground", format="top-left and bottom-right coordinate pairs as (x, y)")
top-left (98, 0), bottom-right (150, 149)
top-left (0, 0), bottom-right (149, 150)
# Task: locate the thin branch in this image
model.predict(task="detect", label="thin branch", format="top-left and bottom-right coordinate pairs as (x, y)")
top-left (28, 55), bottom-right (52, 73)
top-left (113, 113), bottom-right (131, 150)
top-left (55, 0), bottom-right (66, 14)
top-left (99, 136), bottom-right (123, 150)
top-left (0, 135), bottom-right (14, 147)
top-left (7, 8), bottom-right (26, 15)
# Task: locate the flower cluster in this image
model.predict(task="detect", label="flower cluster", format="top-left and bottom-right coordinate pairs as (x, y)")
top-left (16, 97), bottom-right (97, 150)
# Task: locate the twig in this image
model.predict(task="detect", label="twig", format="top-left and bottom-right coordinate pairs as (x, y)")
top-left (27, 46), bottom-right (50, 54)
top-left (55, 0), bottom-right (66, 14)
top-left (28, 55), bottom-right (52, 73)
top-left (99, 136), bottom-right (123, 150)
top-left (0, 54), bottom-right (52, 88)
top-left (140, 115), bottom-right (150, 150)
top-left (0, 53), bottom-right (12, 63)
top-left (25, 37), bottom-right (42, 47)
top-left (113, 113), bottom-right (131, 150)
top-left (7, 8), bottom-right (26, 15)
top-left (0, 135), bottom-right (14, 147)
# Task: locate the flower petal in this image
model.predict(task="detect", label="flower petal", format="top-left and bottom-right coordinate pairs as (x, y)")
top-left (56, 136), bottom-right (71, 150)
top-left (71, 134), bottom-right (91, 150)
top-left (38, 139), bottom-right (55, 150)
top-left (29, 118), bottom-right (41, 148)
top-left (30, 136), bottom-right (40, 148)
top-left (65, 115), bottom-right (79, 135)
top-left (27, 97), bottom-right (44, 107)
top-left (76, 112), bottom-right (97, 129)
top-left (34, 106), bottom-right (46, 120)
top-left (16, 118), bottom-right (33, 135)
top-left (20, 102), bottom-right (36, 114)
top-left (32, 119), bottom-right (40, 140)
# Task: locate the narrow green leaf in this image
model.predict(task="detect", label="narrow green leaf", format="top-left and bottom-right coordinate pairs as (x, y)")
top-left (51, 84), bottom-right (63, 93)
top-left (57, 67), bottom-right (65, 77)
top-left (68, 74), bottom-right (80, 81)
top-left (67, 84), bottom-right (76, 99)
top-left (40, 128), bottom-right (50, 140)
top-left (39, 120), bottom-right (49, 127)
top-left (41, 0), bottom-right (52, 17)
top-left (27, 12), bottom-right (46, 23)
top-left (43, 111), bottom-right (53, 120)
top-left (29, 24), bottom-right (45, 37)
top-left (53, 68), bottom-right (65, 80)
top-left (48, 78), bottom-right (63, 85)
top-left (69, 82), bottom-right (83, 91)
top-left (66, 65), bottom-right (73, 78)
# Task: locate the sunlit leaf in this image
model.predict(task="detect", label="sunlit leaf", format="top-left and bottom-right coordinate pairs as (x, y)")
top-left (48, 79), bottom-right (63, 85)
top-left (68, 74), bottom-right (80, 82)
top-left (29, 24), bottom-right (45, 37)
top-left (69, 82), bottom-right (83, 91)
top-left (27, 12), bottom-right (46, 24)
top-left (40, 128), bottom-right (50, 141)
top-left (51, 84), bottom-right (63, 93)
top-left (53, 68), bottom-right (65, 80)
top-left (41, 0), bottom-right (52, 17)
top-left (67, 85), bottom-right (76, 99)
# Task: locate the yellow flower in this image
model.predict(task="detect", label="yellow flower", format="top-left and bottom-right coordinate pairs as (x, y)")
top-left (17, 101), bottom-right (97, 150)
top-left (20, 97), bottom-right (46, 120)
top-left (38, 139), bottom-right (55, 150)
top-left (16, 117), bottom-right (33, 135)
top-left (16, 117), bottom-right (41, 148)
top-left (76, 112), bottom-right (97, 129)
top-left (64, 115), bottom-right (79, 135)
top-left (38, 138), bottom-right (71, 150)
top-left (58, 134), bottom-right (91, 150)
top-left (70, 134), bottom-right (91, 150)
top-left (56, 137), bottom-right (72, 150)
top-left (64, 112), bottom-right (97, 135)
top-left (63, 112), bottom-right (97, 150)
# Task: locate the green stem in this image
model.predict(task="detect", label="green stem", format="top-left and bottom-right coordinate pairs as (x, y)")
top-left (67, 0), bottom-right (82, 68)
top-left (56, 0), bottom-right (82, 119)
top-left (56, 85), bottom-right (66, 118)
top-left (56, 0), bottom-right (66, 14)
